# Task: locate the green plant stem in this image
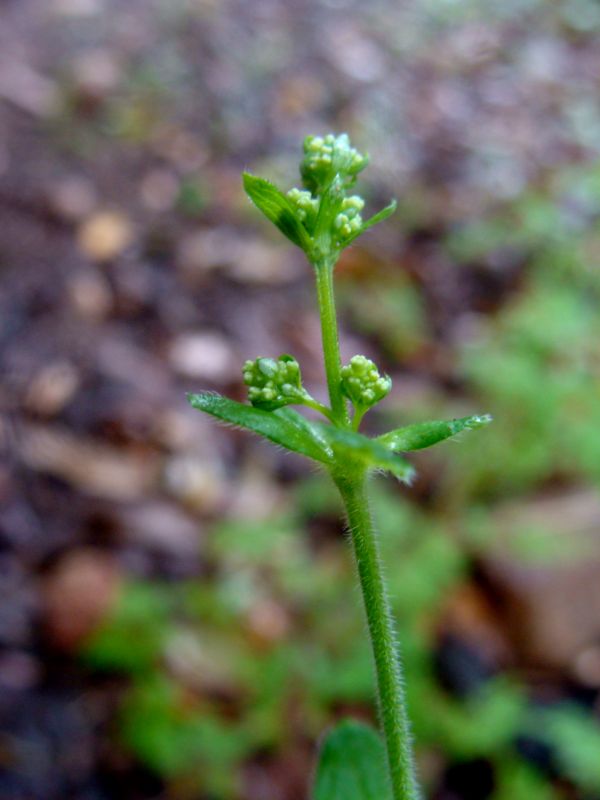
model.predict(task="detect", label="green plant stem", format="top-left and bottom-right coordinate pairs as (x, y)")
top-left (302, 397), bottom-right (336, 422)
top-left (351, 407), bottom-right (367, 431)
top-left (335, 472), bottom-right (420, 800)
top-left (314, 260), bottom-right (350, 426)
top-left (314, 245), bottom-right (418, 797)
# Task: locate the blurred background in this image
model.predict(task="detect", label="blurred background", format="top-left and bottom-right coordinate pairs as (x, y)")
top-left (2, 0), bottom-right (600, 798)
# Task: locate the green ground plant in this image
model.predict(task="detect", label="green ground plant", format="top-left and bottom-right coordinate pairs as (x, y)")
top-left (84, 480), bottom-right (600, 799)
top-left (82, 497), bottom-right (462, 797)
top-left (187, 134), bottom-right (492, 799)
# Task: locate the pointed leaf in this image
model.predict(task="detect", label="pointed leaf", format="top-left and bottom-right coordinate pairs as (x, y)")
top-left (362, 199), bottom-right (398, 231)
top-left (243, 173), bottom-right (313, 252)
top-left (273, 407), bottom-right (334, 461)
top-left (188, 393), bottom-right (332, 464)
top-left (313, 720), bottom-right (392, 800)
top-left (317, 424), bottom-right (415, 484)
top-left (377, 414), bottom-right (492, 452)
top-left (346, 199), bottom-right (397, 245)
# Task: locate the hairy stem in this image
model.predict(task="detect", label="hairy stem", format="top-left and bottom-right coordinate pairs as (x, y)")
top-left (335, 471), bottom-right (420, 800)
top-left (314, 260), bottom-right (349, 426)
top-left (302, 397), bottom-right (336, 422)
top-left (351, 407), bottom-right (367, 431)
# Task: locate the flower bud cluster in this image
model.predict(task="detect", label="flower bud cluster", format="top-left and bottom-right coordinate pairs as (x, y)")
top-left (301, 133), bottom-right (368, 194)
top-left (287, 188), bottom-right (319, 232)
top-left (341, 355), bottom-right (391, 410)
top-left (334, 195), bottom-right (365, 241)
top-left (243, 355), bottom-right (308, 411)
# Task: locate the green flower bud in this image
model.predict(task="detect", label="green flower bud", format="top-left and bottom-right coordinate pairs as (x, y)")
top-left (341, 355), bottom-right (392, 410)
top-left (286, 187), bottom-right (319, 233)
top-left (243, 354), bottom-right (309, 411)
top-left (300, 133), bottom-right (369, 194)
top-left (333, 194), bottom-right (365, 243)
top-left (342, 195), bottom-right (365, 213)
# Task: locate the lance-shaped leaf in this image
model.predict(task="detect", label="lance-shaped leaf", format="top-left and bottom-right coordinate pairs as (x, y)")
top-left (346, 199), bottom-right (397, 244)
top-left (243, 173), bottom-right (313, 253)
top-left (317, 424), bottom-right (415, 484)
top-left (377, 414), bottom-right (492, 452)
top-left (188, 393), bottom-right (333, 464)
top-left (313, 720), bottom-right (392, 800)
top-left (273, 407), bottom-right (334, 461)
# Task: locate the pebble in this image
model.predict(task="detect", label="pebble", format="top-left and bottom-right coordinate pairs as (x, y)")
top-left (169, 331), bottom-right (237, 382)
top-left (0, 650), bottom-right (41, 691)
top-left (139, 169), bottom-right (180, 212)
top-left (77, 211), bottom-right (134, 263)
top-left (163, 454), bottom-right (226, 514)
top-left (70, 49), bottom-right (120, 98)
top-left (572, 645), bottom-right (600, 688)
top-left (68, 269), bottom-right (113, 320)
top-left (49, 176), bottom-right (97, 221)
top-left (177, 227), bottom-right (297, 284)
top-left (117, 500), bottom-right (202, 560)
top-left (41, 549), bottom-right (121, 651)
top-left (25, 361), bottom-right (80, 417)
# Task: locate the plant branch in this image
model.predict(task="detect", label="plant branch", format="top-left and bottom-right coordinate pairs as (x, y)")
top-left (351, 407), bottom-right (367, 431)
top-left (301, 397), bottom-right (336, 422)
top-left (313, 259), bottom-right (349, 426)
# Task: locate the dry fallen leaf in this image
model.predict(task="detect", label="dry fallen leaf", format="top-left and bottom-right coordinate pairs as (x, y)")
top-left (482, 489), bottom-right (600, 668)
top-left (19, 423), bottom-right (160, 500)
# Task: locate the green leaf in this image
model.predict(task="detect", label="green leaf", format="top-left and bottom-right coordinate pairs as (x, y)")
top-left (82, 583), bottom-right (172, 674)
top-left (346, 199), bottom-right (397, 245)
top-left (274, 407), bottom-right (334, 460)
top-left (243, 173), bottom-right (313, 252)
top-left (317, 424), bottom-right (415, 483)
top-left (188, 392), bottom-right (332, 464)
top-left (377, 414), bottom-right (492, 452)
top-left (313, 720), bottom-right (392, 800)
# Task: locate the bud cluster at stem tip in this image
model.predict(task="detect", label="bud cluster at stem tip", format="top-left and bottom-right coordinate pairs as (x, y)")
top-left (300, 133), bottom-right (369, 195)
top-left (242, 131), bottom-right (397, 264)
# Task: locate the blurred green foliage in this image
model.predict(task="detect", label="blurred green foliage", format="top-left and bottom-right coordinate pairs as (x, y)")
top-left (338, 277), bottom-right (427, 360)
top-left (448, 163), bottom-right (600, 498)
